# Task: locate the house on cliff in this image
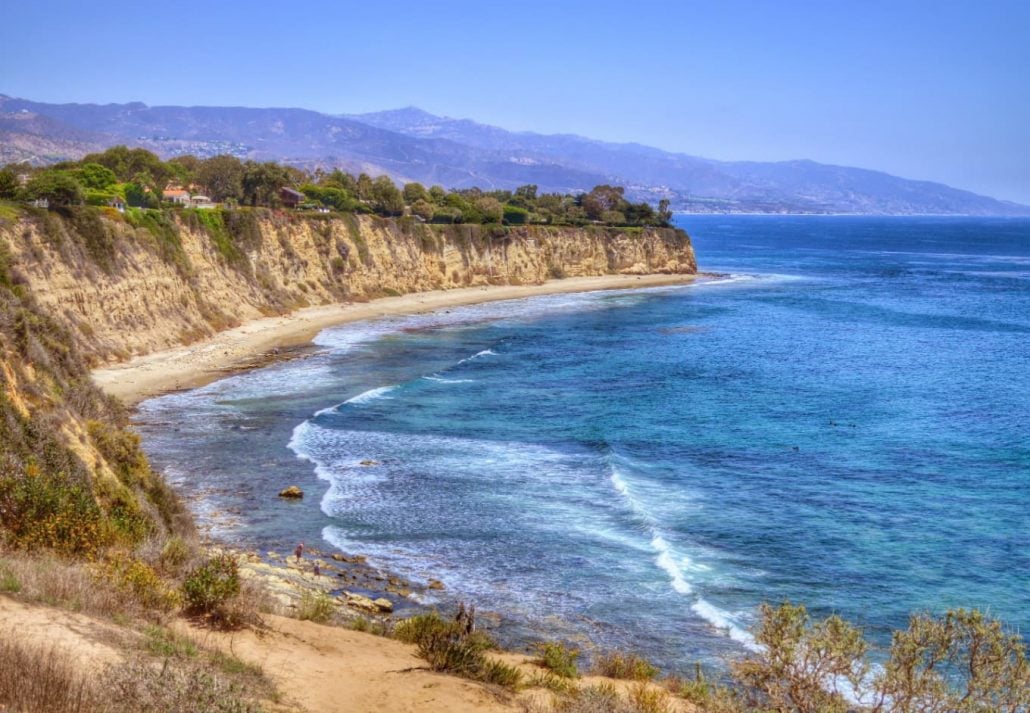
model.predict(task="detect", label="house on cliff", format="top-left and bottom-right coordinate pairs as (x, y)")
top-left (280, 187), bottom-right (304, 209)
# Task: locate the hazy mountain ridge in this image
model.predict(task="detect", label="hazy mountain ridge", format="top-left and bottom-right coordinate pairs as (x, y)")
top-left (1, 95), bottom-right (1026, 215)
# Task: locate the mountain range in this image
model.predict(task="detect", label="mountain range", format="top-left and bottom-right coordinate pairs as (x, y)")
top-left (1, 94), bottom-right (1025, 215)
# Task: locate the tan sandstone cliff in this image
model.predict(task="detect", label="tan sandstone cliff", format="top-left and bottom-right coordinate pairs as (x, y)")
top-left (0, 208), bottom-right (696, 364)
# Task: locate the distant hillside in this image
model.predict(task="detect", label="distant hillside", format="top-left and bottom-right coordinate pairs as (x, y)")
top-left (1, 94), bottom-right (1026, 215)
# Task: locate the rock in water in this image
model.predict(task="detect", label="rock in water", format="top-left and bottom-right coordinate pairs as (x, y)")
top-left (278, 485), bottom-right (304, 499)
top-left (373, 598), bottom-right (394, 613)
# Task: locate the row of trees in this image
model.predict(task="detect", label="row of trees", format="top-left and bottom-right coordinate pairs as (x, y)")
top-left (0, 147), bottom-right (673, 227)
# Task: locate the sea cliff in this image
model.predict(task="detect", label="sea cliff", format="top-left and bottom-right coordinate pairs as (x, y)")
top-left (0, 207), bottom-right (696, 365)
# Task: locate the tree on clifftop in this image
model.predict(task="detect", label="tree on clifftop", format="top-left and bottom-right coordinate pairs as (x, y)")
top-left (581, 184), bottom-right (627, 221)
top-left (196, 155), bottom-right (245, 202)
top-left (24, 170), bottom-right (84, 206)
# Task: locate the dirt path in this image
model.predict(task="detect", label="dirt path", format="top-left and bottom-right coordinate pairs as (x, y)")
top-left (0, 595), bottom-right (125, 672)
top-left (182, 614), bottom-right (520, 713)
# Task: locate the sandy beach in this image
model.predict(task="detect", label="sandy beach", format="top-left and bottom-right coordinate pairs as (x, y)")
top-left (92, 274), bottom-right (699, 405)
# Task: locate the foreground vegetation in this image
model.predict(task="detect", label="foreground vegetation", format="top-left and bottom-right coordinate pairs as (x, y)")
top-left (1, 145), bottom-right (673, 227)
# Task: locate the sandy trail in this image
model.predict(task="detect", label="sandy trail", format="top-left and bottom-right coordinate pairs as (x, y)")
top-left (184, 614), bottom-right (521, 713)
top-left (92, 274), bottom-right (698, 405)
top-left (0, 596), bottom-right (125, 671)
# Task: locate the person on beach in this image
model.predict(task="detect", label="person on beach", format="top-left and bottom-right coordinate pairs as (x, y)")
top-left (295, 542), bottom-right (304, 561)
top-left (313, 563), bottom-right (320, 577)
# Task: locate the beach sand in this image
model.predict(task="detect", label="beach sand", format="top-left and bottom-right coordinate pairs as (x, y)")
top-left (93, 274), bottom-right (698, 405)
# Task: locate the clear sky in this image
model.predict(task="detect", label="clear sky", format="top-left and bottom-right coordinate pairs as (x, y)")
top-left (2, 0), bottom-right (1028, 203)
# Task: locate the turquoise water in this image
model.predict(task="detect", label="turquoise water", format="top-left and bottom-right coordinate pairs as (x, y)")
top-left (137, 216), bottom-right (1030, 668)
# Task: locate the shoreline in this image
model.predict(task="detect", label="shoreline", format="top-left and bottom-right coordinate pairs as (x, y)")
top-left (93, 273), bottom-right (701, 406)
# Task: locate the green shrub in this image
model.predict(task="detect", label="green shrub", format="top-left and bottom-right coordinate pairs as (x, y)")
top-left (478, 657), bottom-right (524, 689)
top-left (158, 535), bottom-right (193, 574)
top-left (144, 625), bottom-right (198, 659)
top-left (296, 591), bottom-right (335, 623)
top-left (629, 682), bottom-right (673, 713)
top-left (592, 651), bottom-right (659, 681)
top-left (125, 208), bottom-right (191, 275)
top-left (536, 641), bottom-right (580, 678)
top-left (181, 554), bottom-right (240, 618)
top-left (0, 464), bottom-right (110, 557)
top-left (102, 558), bottom-right (178, 611)
top-left (393, 611), bottom-right (453, 645)
top-left (400, 610), bottom-right (519, 690)
top-left (0, 566), bottom-right (20, 593)
top-left (503, 204), bottom-right (530, 224)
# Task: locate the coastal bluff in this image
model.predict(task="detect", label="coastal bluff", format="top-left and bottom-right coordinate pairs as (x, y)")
top-left (1, 208), bottom-right (696, 365)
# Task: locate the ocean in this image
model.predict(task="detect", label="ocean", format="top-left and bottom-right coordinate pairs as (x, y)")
top-left (135, 215), bottom-right (1030, 669)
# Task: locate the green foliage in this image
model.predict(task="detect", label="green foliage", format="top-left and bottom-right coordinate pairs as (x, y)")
top-left (394, 610), bottom-right (519, 689)
top-left (0, 463), bottom-right (110, 557)
top-left (0, 564), bottom-right (21, 593)
top-left (536, 641), bottom-right (580, 678)
top-left (474, 196), bottom-right (503, 223)
top-left (195, 155), bottom-right (245, 202)
top-left (124, 181), bottom-right (157, 208)
top-left (81, 146), bottom-right (171, 191)
top-left (592, 651), bottom-right (659, 681)
top-left (296, 590), bottom-right (336, 623)
top-left (371, 175), bottom-right (404, 215)
top-left (24, 170), bottom-right (84, 206)
top-left (0, 170), bottom-right (19, 200)
top-left (503, 204), bottom-right (530, 224)
top-left (75, 163), bottom-right (118, 191)
top-left (144, 625), bottom-right (199, 658)
top-left (300, 184), bottom-right (357, 211)
top-left (61, 206), bottom-right (119, 272)
top-left (873, 608), bottom-right (1030, 713)
top-left (393, 611), bottom-right (454, 644)
top-left (733, 602), bottom-right (864, 713)
top-left (402, 182), bottom-right (428, 203)
top-left (672, 603), bottom-right (1030, 713)
top-left (125, 207), bottom-right (191, 276)
top-left (182, 555), bottom-right (241, 617)
top-left (101, 558), bottom-right (177, 611)
top-left (411, 199), bottom-right (435, 221)
top-left (242, 161), bottom-right (290, 207)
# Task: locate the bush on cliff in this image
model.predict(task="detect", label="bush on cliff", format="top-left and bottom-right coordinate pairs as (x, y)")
top-left (181, 554), bottom-right (241, 622)
top-left (670, 602), bottom-right (1030, 713)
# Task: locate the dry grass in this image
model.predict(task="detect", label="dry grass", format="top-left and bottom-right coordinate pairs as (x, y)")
top-left (521, 680), bottom-right (677, 713)
top-left (0, 634), bottom-right (98, 713)
top-left (0, 548), bottom-right (155, 622)
top-left (98, 657), bottom-right (267, 712)
top-left (0, 604), bottom-right (276, 713)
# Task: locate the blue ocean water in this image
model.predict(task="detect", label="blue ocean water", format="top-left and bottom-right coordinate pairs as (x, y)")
top-left (137, 216), bottom-right (1030, 669)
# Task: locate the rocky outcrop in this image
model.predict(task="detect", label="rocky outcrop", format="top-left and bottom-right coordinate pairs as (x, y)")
top-left (0, 208), bottom-right (695, 365)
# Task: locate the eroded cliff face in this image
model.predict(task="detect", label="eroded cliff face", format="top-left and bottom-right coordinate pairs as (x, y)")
top-left (0, 209), bottom-right (695, 364)
top-left (0, 234), bottom-right (189, 555)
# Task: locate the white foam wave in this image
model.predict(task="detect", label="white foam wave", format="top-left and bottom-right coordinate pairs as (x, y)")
top-left (458, 348), bottom-right (497, 364)
top-left (610, 458), bottom-right (757, 649)
top-left (345, 385), bottom-right (397, 405)
top-left (652, 535), bottom-right (692, 594)
top-left (423, 375), bottom-right (475, 384)
top-left (690, 599), bottom-right (758, 650)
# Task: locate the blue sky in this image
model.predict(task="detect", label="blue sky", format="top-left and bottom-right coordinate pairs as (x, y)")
top-left (2, 0), bottom-right (1028, 203)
